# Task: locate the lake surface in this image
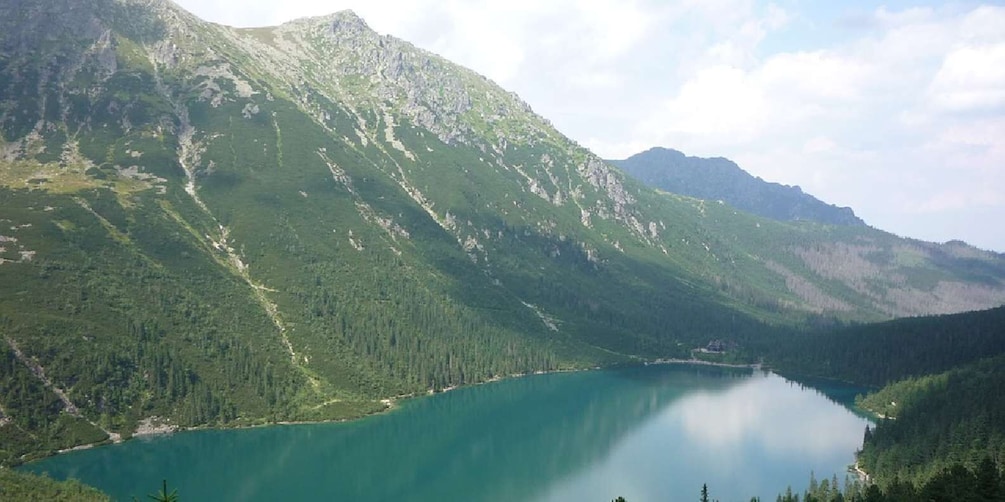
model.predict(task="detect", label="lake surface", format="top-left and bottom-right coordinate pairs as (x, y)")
top-left (23, 364), bottom-right (871, 501)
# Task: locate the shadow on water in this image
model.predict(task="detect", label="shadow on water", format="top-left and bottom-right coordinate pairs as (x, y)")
top-left (775, 372), bottom-right (876, 420)
top-left (23, 364), bottom-right (750, 501)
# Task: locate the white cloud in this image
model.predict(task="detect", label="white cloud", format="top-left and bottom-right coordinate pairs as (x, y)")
top-left (705, 3), bottom-right (790, 68)
top-left (935, 118), bottom-right (1005, 150)
top-left (915, 188), bottom-right (1003, 214)
top-left (802, 136), bottom-right (836, 154)
top-left (647, 65), bottom-right (768, 139)
top-left (170, 0), bottom-right (1005, 251)
top-left (634, 48), bottom-right (868, 151)
top-left (623, 4), bottom-right (1005, 251)
top-left (959, 5), bottom-right (1005, 43)
top-left (178, 0), bottom-right (655, 88)
top-left (929, 44), bottom-right (1005, 112)
top-left (873, 5), bottom-right (937, 28)
top-left (760, 51), bottom-right (869, 101)
top-left (675, 377), bottom-right (867, 456)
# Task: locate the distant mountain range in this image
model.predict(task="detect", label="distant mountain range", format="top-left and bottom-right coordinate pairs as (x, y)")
top-left (1, 0), bottom-right (1004, 465)
top-left (610, 147), bottom-right (865, 226)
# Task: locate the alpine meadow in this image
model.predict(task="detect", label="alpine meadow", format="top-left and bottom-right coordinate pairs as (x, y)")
top-left (1, 0), bottom-right (1005, 499)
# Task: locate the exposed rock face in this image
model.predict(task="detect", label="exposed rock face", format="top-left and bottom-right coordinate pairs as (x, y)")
top-left (1, 0), bottom-right (1005, 464)
top-left (2, 0), bottom-right (1003, 322)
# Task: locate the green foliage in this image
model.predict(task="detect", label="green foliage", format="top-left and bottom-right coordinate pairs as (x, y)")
top-left (2, 0), bottom-right (1005, 471)
top-left (761, 306), bottom-right (1005, 490)
top-left (0, 187), bottom-right (316, 465)
top-left (765, 459), bottom-right (1005, 502)
top-left (857, 357), bottom-right (1005, 486)
top-left (0, 341), bottom-right (108, 462)
top-left (759, 306), bottom-right (1005, 387)
top-left (667, 463), bottom-right (1004, 501)
top-left (0, 469), bottom-right (109, 501)
top-left (701, 483), bottom-right (713, 502)
top-left (135, 479), bottom-right (178, 502)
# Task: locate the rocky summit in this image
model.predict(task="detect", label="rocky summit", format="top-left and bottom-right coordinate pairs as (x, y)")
top-left (1, 0), bottom-right (1004, 464)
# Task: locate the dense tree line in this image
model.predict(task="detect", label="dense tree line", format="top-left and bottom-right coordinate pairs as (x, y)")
top-left (757, 306), bottom-right (1005, 387)
top-left (857, 355), bottom-right (1005, 485)
top-left (774, 458), bottom-right (1005, 501)
top-left (292, 265), bottom-right (560, 396)
top-left (758, 305), bottom-right (1005, 493)
top-left (614, 461), bottom-right (1005, 501)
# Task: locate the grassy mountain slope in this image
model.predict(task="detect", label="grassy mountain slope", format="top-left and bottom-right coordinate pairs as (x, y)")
top-left (613, 149), bottom-right (1005, 319)
top-left (1, 0), bottom-right (1005, 464)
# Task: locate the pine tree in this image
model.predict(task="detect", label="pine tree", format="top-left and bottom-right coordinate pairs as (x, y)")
top-left (133, 479), bottom-right (178, 502)
top-left (976, 456), bottom-right (1002, 501)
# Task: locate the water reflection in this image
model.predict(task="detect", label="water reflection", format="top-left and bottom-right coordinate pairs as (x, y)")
top-left (24, 365), bottom-right (868, 502)
top-left (537, 371), bottom-right (871, 502)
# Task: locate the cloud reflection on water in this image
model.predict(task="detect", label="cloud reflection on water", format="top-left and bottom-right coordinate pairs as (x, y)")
top-left (24, 366), bottom-right (869, 502)
top-left (537, 371), bottom-right (871, 502)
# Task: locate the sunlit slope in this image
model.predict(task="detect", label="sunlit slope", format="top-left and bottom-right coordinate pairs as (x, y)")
top-left (614, 147), bottom-right (1005, 318)
top-left (1, 0), bottom-right (1004, 463)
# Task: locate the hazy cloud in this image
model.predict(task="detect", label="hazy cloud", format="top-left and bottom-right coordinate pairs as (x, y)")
top-left (172, 0), bottom-right (1005, 251)
top-left (929, 44), bottom-right (1005, 113)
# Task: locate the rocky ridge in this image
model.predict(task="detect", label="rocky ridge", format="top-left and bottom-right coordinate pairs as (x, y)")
top-left (1, 0), bottom-right (1005, 464)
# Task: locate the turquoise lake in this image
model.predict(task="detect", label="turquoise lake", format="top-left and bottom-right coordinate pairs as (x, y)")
top-left (23, 364), bottom-right (871, 501)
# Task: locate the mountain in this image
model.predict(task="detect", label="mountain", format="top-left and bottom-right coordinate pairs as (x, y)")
top-left (610, 147), bottom-right (865, 226)
top-left (1, 0), bottom-right (1005, 463)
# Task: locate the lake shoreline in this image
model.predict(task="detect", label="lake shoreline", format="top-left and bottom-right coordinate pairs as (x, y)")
top-left (22, 362), bottom-right (873, 502)
top-left (23, 364), bottom-right (599, 464)
top-left (26, 358), bottom-right (765, 465)
top-left (644, 357), bottom-right (763, 370)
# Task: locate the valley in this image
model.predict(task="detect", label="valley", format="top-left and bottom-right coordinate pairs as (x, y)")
top-left (0, 0), bottom-right (1003, 500)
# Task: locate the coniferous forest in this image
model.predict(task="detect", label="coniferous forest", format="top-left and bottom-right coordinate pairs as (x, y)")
top-left (0, 0), bottom-right (1004, 500)
top-left (618, 460), bottom-right (1005, 501)
top-left (755, 307), bottom-right (1005, 500)
top-left (611, 306), bottom-right (1005, 502)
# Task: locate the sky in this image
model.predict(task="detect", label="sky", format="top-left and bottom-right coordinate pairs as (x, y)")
top-left (172, 0), bottom-right (1005, 252)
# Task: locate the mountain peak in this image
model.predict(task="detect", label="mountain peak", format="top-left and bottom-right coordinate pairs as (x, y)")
top-left (279, 9), bottom-right (372, 33)
top-left (3, 0), bottom-right (1005, 467)
top-left (327, 9), bottom-right (368, 26)
top-left (641, 146), bottom-right (684, 157)
top-left (610, 147), bottom-right (866, 226)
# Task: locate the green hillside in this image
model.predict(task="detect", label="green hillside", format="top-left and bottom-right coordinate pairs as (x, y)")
top-left (758, 306), bottom-right (1005, 386)
top-left (760, 306), bottom-right (1005, 489)
top-left (857, 356), bottom-right (1005, 486)
top-left (1, 0), bottom-right (1004, 465)
top-left (0, 469), bottom-right (108, 501)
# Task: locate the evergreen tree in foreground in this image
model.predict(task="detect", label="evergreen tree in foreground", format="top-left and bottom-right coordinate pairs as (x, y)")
top-left (133, 479), bottom-right (178, 502)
